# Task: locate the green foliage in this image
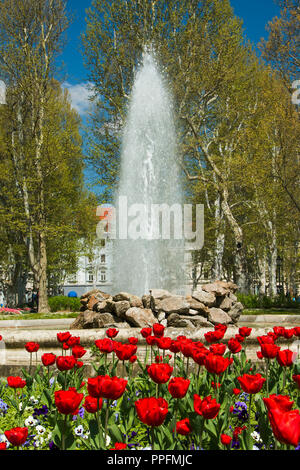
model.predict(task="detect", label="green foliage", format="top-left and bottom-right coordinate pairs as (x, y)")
top-left (48, 296), bottom-right (81, 313)
top-left (237, 293), bottom-right (300, 310)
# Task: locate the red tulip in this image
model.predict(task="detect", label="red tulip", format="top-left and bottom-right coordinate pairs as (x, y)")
top-left (214, 324), bottom-right (227, 335)
top-left (276, 349), bottom-right (296, 367)
top-left (7, 376), bottom-right (26, 389)
top-left (260, 343), bottom-right (280, 359)
top-left (153, 323), bottom-right (165, 338)
top-left (110, 443), bottom-right (127, 450)
top-left (146, 335), bottom-right (158, 346)
top-left (273, 326), bottom-right (285, 337)
top-left (237, 373), bottom-right (266, 394)
top-left (204, 354), bottom-right (232, 375)
top-left (0, 442), bottom-right (6, 449)
top-left (176, 418), bottom-right (192, 435)
top-left (140, 327), bottom-right (152, 338)
top-left (4, 427), bottom-right (28, 447)
top-left (194, 394), bottom-right (220, 419)
top-left (238, 327), bottom-right (252, 338)
top-left (209, 343), bottom-right (226, 356)
top-left (56, 355), bottom-right (77, 371)
top-left (128, 337), bottom-right (138, 345)
top-left (114, 343), bottom-right (137, 361)
top-left (129, 355), bottom-right (137, 363)
top-left (66, 336), bottom-right (81, 347)
top-left (87, 375), bottom-right (127, 400)
top-left (55, 388), bottom-right (84, 415)
top-left (157, 337), bottom-right (172, 350)
top-left (57, 332), bottom-right (71, 343)
top-left (25, 342), bottom-right (39, 353)
top-left (106, 328), bottom-right (119, 339)
top-left (283, 328), bottom-right (294, 340)
top-left (204, 331), bottom-right (223, 344)
top-left (267, 407), bottom-right (300, 447)
top-left (292, 374), bottom-right (300, 389)
top-left (72, 345), bottom-right (86, 359)
top-left (257, 335), bottom-right (275, 345)
top-left (41, 353), bottom-right (56, 367)
top-left (293, 327), bottom-right (300, 337)
top-left (192, 348), bottom-right (209, 366)
top-left (83, 395), bottom-right (102, 413)
top-left (147, 363), bottom-right (173, 384)
top-left (135, 397), bottom-right (168, 427)
top-left (95, 338), bottom-right (115, 353)
top-left (228, 338), bottom-right (242, 354)
top-left (221, 434), bottom-right (232, 446)
top-left (232, 388), bottom-right (241, 395)
top-left (263, 394), bottom-right (294, 412)
top-left (169, 340), bottom-right (181, 353)
top-left (168, 377), bottom-right (190, 398)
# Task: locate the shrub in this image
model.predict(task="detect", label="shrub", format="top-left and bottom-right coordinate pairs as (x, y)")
top-left (48, 296), bottom-right (81, 313)
top-left (237, 293), bottom-right (299, 310)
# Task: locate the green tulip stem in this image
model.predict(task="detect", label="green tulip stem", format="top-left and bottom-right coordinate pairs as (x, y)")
top-left (104, 399), bottom-right (110, 448)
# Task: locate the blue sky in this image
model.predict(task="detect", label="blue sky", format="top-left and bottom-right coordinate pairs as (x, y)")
top-left (61, 0), bottom-right (280, 117)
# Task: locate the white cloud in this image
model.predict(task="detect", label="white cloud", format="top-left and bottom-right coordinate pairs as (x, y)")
top-left (62, 81), bottom-right (94, 116)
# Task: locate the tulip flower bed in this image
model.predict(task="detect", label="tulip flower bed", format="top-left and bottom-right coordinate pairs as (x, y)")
top-left (0, 324), bottom-right (300, 451)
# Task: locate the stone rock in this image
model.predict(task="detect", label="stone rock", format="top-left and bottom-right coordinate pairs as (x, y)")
top-left (149, 289), bottom-right (172, 299)
top-left (215, 280), bottom-right (238, 292)
top-left (87, 295), bottom-right (101, 311)
top-left (227, 302), bottom-right (244, 323)
top-left (81, 289), bottom-right (111, 300)
top-left (96, 313), bottom-right (118, 328)
top-left (167, 313), bottom-right (194, 328)
top-left (160, 319), bottom-right (168, 327)
top-left (113, 292), bottom-right (131, 302)
top-left (185, 296), bottom-right (210, 315)
top-left (229, 292), bottom-right (238, 302)
top-left (129, 295), bottom-right (143, 308)
top-left (71, 310), bottom-right (115, 329)
top-left (125, 307), bottom-right (157, 328)
top-left (201, 282), bottom-right (228, 297)
top-left (216, 295), bottom-right (233, 312)
top-left (192, 289), bottom-right (216, 307)
top-left (207, 307), bottom-right (232, 325)
top-left (105, 300), bottom-right (117, 314)
top-left (156, 296), bottom-right (190, 315)
top-left (114, 301), bottom-right (131, 319)
top-left (187, 309), bottom-right (199, 316)
top-left (158, 311), bottom-right (166, 322)
top-left (94, 301), bottom-right (108, 313)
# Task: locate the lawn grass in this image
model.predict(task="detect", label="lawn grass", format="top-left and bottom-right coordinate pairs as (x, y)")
top-left (0, 312), bottom-right (79, 321)
top-left (243, 308), bottom-right (300, 316)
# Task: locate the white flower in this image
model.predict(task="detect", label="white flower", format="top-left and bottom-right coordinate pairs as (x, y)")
top-left (106, 435), bottom-right (111, 446)
top-left (29, 396), bottom-right (39, 405)
top-left (251, 431), bottom-right (262, 443)
top-left (46, 432), bottom-right (52, 441)
top-left (25, 416), bottom-right (38, 427)
top-left (19, 402), bottom-right (23, 411)
top-left (74, 425), bottom-right (84, 437)
top-left (0, 434), bottom-right (9, 448)
top-left (35, 425), bottom-right (46, 435)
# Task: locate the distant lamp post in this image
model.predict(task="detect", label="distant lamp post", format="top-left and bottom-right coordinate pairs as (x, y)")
top-left (276, 255), bottom-right (283, 293)
top-left (0, 80), bottom-right (6, 105)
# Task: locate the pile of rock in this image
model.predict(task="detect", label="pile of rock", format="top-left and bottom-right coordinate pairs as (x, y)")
top-left (70, 281), bottom-right (243, 330)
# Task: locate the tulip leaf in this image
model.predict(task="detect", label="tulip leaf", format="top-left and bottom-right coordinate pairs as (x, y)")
top-left (109, 424), bottom-right (124, 443)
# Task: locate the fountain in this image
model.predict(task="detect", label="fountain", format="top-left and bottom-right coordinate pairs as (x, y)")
top-left (112, 52), bottom-right (185, 296)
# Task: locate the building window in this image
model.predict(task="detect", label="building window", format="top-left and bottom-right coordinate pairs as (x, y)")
top-left (100, 270), bottom-right (106, 282)
top-left (101, 239), bottom-right (105, 247)
top-left (101, 254), bottom-right (105, 263)
top-left (66, 274), bottom-right (77, 284)
top-left (86, 270), bottom-right (94, 283)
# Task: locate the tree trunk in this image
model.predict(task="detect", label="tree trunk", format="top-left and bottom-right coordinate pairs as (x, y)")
top-left (212, 194), bottom-right (225, 281)
top-left (268, 234), bottom-right (277, 297)
top-left (257, 255), bottom-right (267, 295)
